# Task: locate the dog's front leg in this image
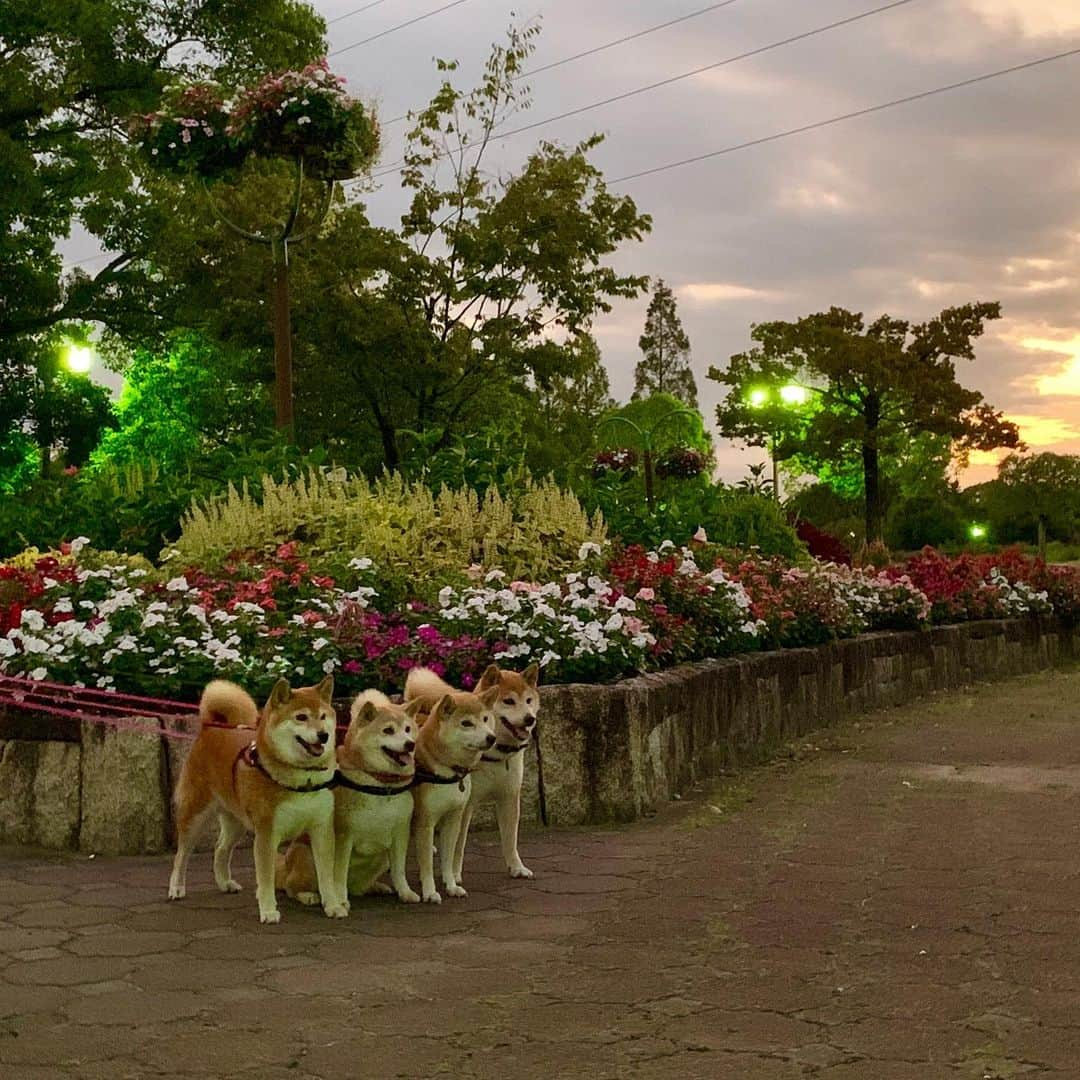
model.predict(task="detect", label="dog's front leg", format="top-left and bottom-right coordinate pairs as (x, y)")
top-left (452, 801), bottom-right (474, 887)
top-left (439, 807), bottom-right (468, 898)
top-left (253, 832), bottom-right (282, 924)
top-left (333, 831), bottom-right (355, 907)
top-left (310, 820), bottom-right (348, 918)
top-left (390, 816), bottom-right (420, 903)
top-left (495, 787), bottom-right (533, 879)
top-left (415, 815), bottom-right (440, 903)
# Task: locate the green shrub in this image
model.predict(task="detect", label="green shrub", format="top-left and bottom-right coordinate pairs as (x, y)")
top-left (886, 494), bottom-right (967, 552)
top-left (170, 469), bottom-right (606, 583)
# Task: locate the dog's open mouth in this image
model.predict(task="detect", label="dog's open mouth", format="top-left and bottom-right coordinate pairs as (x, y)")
top-left (383, 746), bottom-right (412, 768)
top-left (500, 717), bottom-right (531, 742)
top-left (295, 735), bottom-right (326, 758)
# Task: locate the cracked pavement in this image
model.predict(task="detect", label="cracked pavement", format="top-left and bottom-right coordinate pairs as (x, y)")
top-left (3, 668), bottom-right (1080, 1078)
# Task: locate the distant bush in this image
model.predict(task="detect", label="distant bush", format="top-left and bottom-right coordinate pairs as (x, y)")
top-left (793, 518), bottom-right (851, 565)
top-left (886, 494), bottom-right (966, 551)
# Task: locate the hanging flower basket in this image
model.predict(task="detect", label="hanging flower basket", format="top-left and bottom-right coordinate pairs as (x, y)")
top-left (131, 60), bottom-right (379, 182)
top-left (655, 447), bottom-right (706, 480)
top-left (131, 82), bottom-right (247, 178)
top-left (592, 448), bottom-right (639, 479)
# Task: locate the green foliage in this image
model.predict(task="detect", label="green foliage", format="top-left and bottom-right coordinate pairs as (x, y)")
top-left (171, 470), bottom-right (607, 584)
top-left (90, 332), bottom-right (271, 472)
top-left (634, 279), bottom-right (697, 408)
top-left (597, 393), bottom-right (712, 457)
top-left (711, 304), bottom-right (1020, 540)
top-left (995, 452), bottom-right (1080, 542)
top-left (0, 431), bottom-right (40, 495)
top-left (886, 494), bottom-right (967, 552)
top-left (581, 472), bottom-right (802, 558)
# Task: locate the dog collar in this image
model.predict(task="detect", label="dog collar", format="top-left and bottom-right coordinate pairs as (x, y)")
top-left (481, 743), bottom-right (527, 763)
top-left (237, 743), bottom-right (336, 793)
top-left (334, 771), bottom-right (413, 797)
top-left (411, 765), bottom-right (470, 792)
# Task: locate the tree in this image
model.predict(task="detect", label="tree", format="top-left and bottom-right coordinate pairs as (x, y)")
top-left (0, 0), bottom-right (324, 448)
top-left (287, 26), bottom-right (652, 470)
top-left (994, 452), bottom-right (1080, 557)
top-left (633, 279), bottom-right (697, 408)
top-left (710, 304), bottom-right (1021, 541)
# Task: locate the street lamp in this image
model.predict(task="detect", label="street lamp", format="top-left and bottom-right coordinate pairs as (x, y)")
top-left (64, 342), bottom-right (94, 374)
top-left (744, 383), bottom-right (810, 501)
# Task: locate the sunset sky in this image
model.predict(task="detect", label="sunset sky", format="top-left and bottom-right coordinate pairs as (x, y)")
top-left (67, 1), bottom-right (1080, 484)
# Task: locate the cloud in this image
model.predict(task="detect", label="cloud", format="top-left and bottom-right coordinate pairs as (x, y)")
top-left (679, 282), bottom-right (779, 303)
top-left (963, 0), bottom-right (1080, 37)
top-left (1012, 334), bottom-right (1080, 396)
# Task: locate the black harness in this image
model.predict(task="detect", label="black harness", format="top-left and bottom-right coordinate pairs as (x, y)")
top-left (411, 765), bottom-right (471, 792)
top-left (333, 771), bottom-right (413, 797)
top-left (234, 743), bottom-right (336, 793)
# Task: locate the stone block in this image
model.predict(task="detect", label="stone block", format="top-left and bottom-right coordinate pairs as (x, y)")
top-left (79, 721), bottom-right (168, 856)
top-left (0, 739), bottom-right (80, 849)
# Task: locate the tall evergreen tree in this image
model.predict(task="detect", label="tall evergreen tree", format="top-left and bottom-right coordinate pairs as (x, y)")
top-left (633, 279), bottom-right (697, 408)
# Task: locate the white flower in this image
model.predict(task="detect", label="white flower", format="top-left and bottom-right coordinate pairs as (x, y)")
top-left (21, 610), bottom-right (46, 632)
top-left (578, 541), bottom-right (603, 561)
top-left (322, 658), bottom-right (336, 674)
top-left (485, 569), bottom-right (507, 583)
top-left (142, 612), bottom-right (165, 629)
top-left (311, 637), bottom-right (329, 652)
top-left (22, 637), bottom-right (48, 655)
top-left (348, 557), bottom-right (373, 571)
top-left (29, 667), bottom-right (48, 680)
top-left (165, 576), bottom-right (190, 593)
top-left (0, 638), bottom-right (15, 658)
top-left (692, 527), bottom-right (708, 543)
top-left (297, 115), bottom-right (311, 125)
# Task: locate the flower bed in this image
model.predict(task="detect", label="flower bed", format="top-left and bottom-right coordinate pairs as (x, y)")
top-left (1, 539), bottom-right (1076, 705)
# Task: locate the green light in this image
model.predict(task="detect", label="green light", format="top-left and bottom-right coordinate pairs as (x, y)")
top-left (65, 343), bottom-right (94, 374)
top-left (968, 523), bottom-right (987, 540)
top-left (747, 387), bottom-right (770, 408)
top-left (779, 384), bottom-right (809, 406)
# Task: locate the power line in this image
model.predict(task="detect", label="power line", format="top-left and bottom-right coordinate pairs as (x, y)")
top-left (378, 0), bottom-right (746, 127)
top-left (327, 0), bottom-right (394, 26)
top-left (610, 45), bottom-right (1080, 185)
top-left (520, 0), bottom-right (745, 80)
top-left (363, 0), bottom-right (920, 181)
top-left (329, 0), bottom-right (472, 58)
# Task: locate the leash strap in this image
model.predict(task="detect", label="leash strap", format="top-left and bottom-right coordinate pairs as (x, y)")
top-left (533, 723), bottom-right (549, 827)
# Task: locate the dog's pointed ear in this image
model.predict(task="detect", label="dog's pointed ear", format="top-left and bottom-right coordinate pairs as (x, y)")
top-left (479, 685), bottom-right (500, 709)
top-left (403, 698), bottom-right (425, 718)
top-left (478, 663), bottom-right (501, 690)
top-left (315, 675), bottom-right (334, 702)
top-left (433, 694), bottom-right (454, 721)
top-left (522, 663), bottom-right (540, 688)
top-left (267, 678), bottom-right (291, 710)
top-left (355, 700), bottom-right (378, 726)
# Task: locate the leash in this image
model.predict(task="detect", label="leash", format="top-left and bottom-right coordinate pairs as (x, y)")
top-left (534, 722), bottom-right (549, 827)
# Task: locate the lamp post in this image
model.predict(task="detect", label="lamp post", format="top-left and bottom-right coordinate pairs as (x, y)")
top-left (746, 383), bottom-right (810, 501)
top-left (598, 407), bottom-right (697, 510)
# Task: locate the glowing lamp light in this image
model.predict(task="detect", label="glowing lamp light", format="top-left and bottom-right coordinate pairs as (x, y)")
top-left (747, 387), bottom-right (770, 408)
top-left (65, 343), bottom-right (94, 374)
top-left (968, 523), bottom-right (987, 541)
top-left (779, 384), bottom-right (810, 406)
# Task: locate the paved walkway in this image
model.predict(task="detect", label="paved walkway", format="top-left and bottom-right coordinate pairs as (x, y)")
top-left (3, 669), bottom-right (1080, 1079)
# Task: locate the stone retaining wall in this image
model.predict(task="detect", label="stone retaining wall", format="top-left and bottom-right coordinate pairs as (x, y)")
top-left (1, 618), bottom-right (1075, 853)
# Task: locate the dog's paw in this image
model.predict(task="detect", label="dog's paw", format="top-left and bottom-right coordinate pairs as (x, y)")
top-left (167, 883), bottom-right (185, 900)
top-left (445, 884), bottom-right (468, 899)
top-left (259, 908), bottom-right (282, 925)
top-left (323, 901), bottom-right (349, 919)
top-left (218, 878), bottom-right (243, 894)
top-left (296, 891), bottom-right (321, 907)
top-left (422, 890), bottom-right (442, 904)
top-left (398, 888), bottom-right (421, 904)
top-left (509, 864), bottom-right (534, 880)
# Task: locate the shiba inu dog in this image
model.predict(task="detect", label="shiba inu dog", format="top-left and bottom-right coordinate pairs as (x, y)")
top-left (167, 677), bottom-right (346, 924)
top-left (404, 677), bottom-right (498, 903)
top-left (407, 663), bottom-right (539, 883)
top-left (279, 689), bottom-right (423, 906)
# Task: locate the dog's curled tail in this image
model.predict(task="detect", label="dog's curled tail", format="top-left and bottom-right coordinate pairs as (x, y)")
top-left (350, 688), bottom-right (392, 722)
top-left (199, 680), bottom-right (259, 729)
top-left (403, 666), bottom-right (455, 709)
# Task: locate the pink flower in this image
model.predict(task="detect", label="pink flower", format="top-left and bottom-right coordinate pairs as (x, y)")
top-left (637, 588), bottom-right (655, 601)
top-left (342, 660), bottom-right (362, 675)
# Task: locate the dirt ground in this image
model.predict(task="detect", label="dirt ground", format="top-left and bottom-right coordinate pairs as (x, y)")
top-left (3, 667), bottom-right (1080, 1079)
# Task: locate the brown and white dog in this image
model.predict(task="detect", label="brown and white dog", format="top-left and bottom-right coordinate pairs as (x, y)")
top-left (279, 689), bottom-right (423, 906)
top-left (406, 664), bottom-right (539, 884)
top-left (167, 677), bottom-right (346, 924)
top-left (406, 681), bottom-right (498, 903)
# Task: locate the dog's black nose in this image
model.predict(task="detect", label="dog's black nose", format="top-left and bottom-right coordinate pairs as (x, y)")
top-left (485, 733), bottom-right (496, 747)
top-left (317, 730), bottom-right (330, 745)
top-left (524, 716), bottom-right (536, 728)
top-left (404, 739), bottom-right (416, 753)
